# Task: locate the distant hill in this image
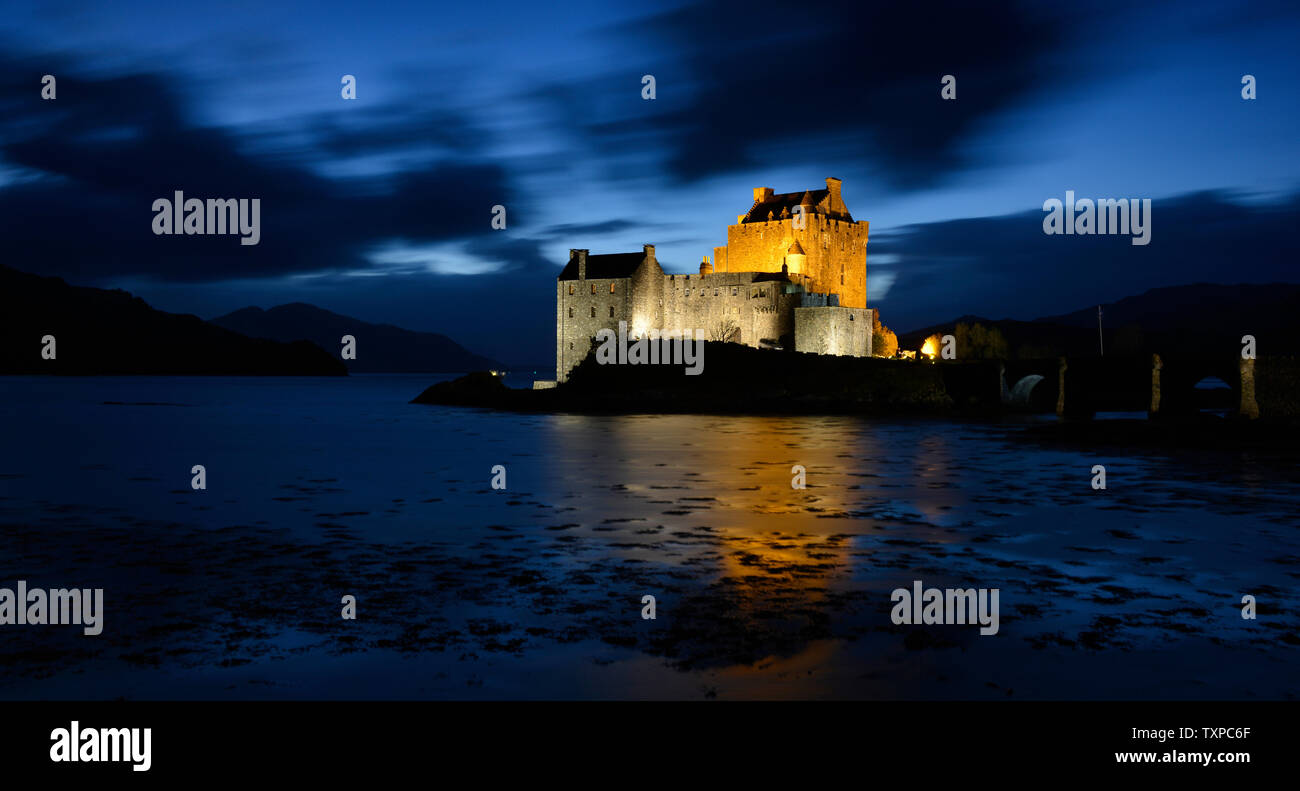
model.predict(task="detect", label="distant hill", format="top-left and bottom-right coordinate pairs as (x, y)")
top-left (1036, 282), bottom-right (1299, 336)
top-left (0, 265), bottom-right (345, 375)
top-left (898, 283), bottom-right (1300, 359)
top-left (211, 303), bottom-right (502, 373)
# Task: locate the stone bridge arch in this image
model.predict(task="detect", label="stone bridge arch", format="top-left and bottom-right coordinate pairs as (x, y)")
top-left (1041, 355), bottom-right (1151, 417)
top-left (1153, 355), bottom-right (1242, 417)
top-left (1000, 360), bottom-right (1060, 412)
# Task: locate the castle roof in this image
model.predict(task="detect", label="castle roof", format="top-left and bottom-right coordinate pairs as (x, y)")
top-left (787, 240), bottom-right (806, 255)
top-left (741, 188), bottom-right (853, 224)
top-left (557, 251), bottom-right (645, 281)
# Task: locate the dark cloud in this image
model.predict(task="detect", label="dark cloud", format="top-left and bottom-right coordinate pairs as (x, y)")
top-left (559, 0), bottom-right (1086, 190)
top-left (871, 190), bottom-right (1300, 332)
top-left (301, 104), bottom-right (489, 160)
top-left (535, 218), bottom-right (643, 239)
top-left (0, 51), bottom-right (527, 283)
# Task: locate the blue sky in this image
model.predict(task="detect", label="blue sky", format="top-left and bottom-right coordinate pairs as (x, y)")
top-left (1, 0), bottom-right (1297, 365)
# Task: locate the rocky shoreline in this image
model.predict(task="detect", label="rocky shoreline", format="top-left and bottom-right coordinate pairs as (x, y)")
top-left (412, 344), bottom-right (954, 415)
top-left (412, 344), bottom-right (1300, 451)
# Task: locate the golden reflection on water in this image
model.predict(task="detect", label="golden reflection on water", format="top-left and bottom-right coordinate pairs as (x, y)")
top-left (543, 412), bottom-right (977, 664)
top-left (539, 414), bottom-right (983, 690)
top-left (547, 413), bottom-right (880, 517)
top-left (542, 413), bottom-right (932, 593)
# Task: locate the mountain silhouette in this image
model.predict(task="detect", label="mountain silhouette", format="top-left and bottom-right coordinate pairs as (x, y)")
top-left (897, 283), bottom-right (1300, 359)
top-left (210, 303), bottom-right (502, 373)
top-left (0, 265), bottom-right (345, 375)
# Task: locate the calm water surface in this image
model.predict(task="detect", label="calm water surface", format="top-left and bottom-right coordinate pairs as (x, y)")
top-left (1, 375), bottom-right (1296, 699)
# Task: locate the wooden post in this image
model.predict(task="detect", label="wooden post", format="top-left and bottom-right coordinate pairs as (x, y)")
top-left (1097, 305), bottom-right (1104, 356)
top-left (1056, 357), bottom-right (1067, 417)
top-left (1240, 357), bottom-right (1260, 419)
top-left (1149, 353), bottom-right (1162, 416)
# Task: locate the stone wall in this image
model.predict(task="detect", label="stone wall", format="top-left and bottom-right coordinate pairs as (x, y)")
top-left (793, 306), bottom-right (873, 357)
top-left (659, 272), bottom-right (800, 346)
top-left (556, 266), bottom-right (878, 381)
top-left (556, 273), bottom-right (633, 382)
top-left (630, 252), bottom-right (665, 333)
top-left (1254, 355), bottom-right (1300, 418)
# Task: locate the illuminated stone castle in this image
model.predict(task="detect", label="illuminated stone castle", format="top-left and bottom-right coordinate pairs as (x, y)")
top-left (545, 178), bottom-right (872, 384)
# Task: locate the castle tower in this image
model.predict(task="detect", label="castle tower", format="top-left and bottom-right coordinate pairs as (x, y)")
top-left (711, 177), bottom-right (869, 308)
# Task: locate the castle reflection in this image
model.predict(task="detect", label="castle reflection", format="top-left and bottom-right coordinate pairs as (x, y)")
top-left (540, 413), bottom-right (972, 671)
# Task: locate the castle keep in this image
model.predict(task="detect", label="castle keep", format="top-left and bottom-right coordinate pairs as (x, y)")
top-left (714, 177), bottom-right (870, 310)
top-left (546, 178), bottom-right (872, 384)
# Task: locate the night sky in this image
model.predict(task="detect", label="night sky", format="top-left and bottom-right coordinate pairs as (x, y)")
top-left (1, 0), bottom-right (1297, 366)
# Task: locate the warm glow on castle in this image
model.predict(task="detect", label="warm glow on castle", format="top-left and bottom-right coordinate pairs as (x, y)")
top-left (711, 177), bottom-right (869, 309)
top-left (540, 178), bottom-right (874, 386)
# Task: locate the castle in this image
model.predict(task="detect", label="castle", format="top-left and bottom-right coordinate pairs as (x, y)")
top-left (543, 178), bottom-right (873, 385)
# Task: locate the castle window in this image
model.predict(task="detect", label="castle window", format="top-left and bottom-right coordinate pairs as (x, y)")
top-left (685, 288), bottom-right (690, 296)
top-left (714, 289), bottom-right (719, 296)
top-left (591, 284), bottom-right (597, 294)
top-left (590, 306), bottom-right (596, 317)
top-left (841, 274), bottom-right (845, 285)
top-left (568, 307), bottom-right (574, 318)
top-left (569, 284), bottom-right (574, 295)
top-left (732, 287), bottom-right (738, 296)
top-left (610, 283), bottom-right (616, 293)
top-left (609, 305), bottom-right (615, 318)
top-left (570, 342), bottom-right (574, 350)
top-left (850, 313), bottom-right (855, 321)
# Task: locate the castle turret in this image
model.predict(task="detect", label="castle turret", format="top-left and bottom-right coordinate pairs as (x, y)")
top-left (784, 240), bottom-right (806, 275)
top-left (700, 255), bottom-right (714, 275)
